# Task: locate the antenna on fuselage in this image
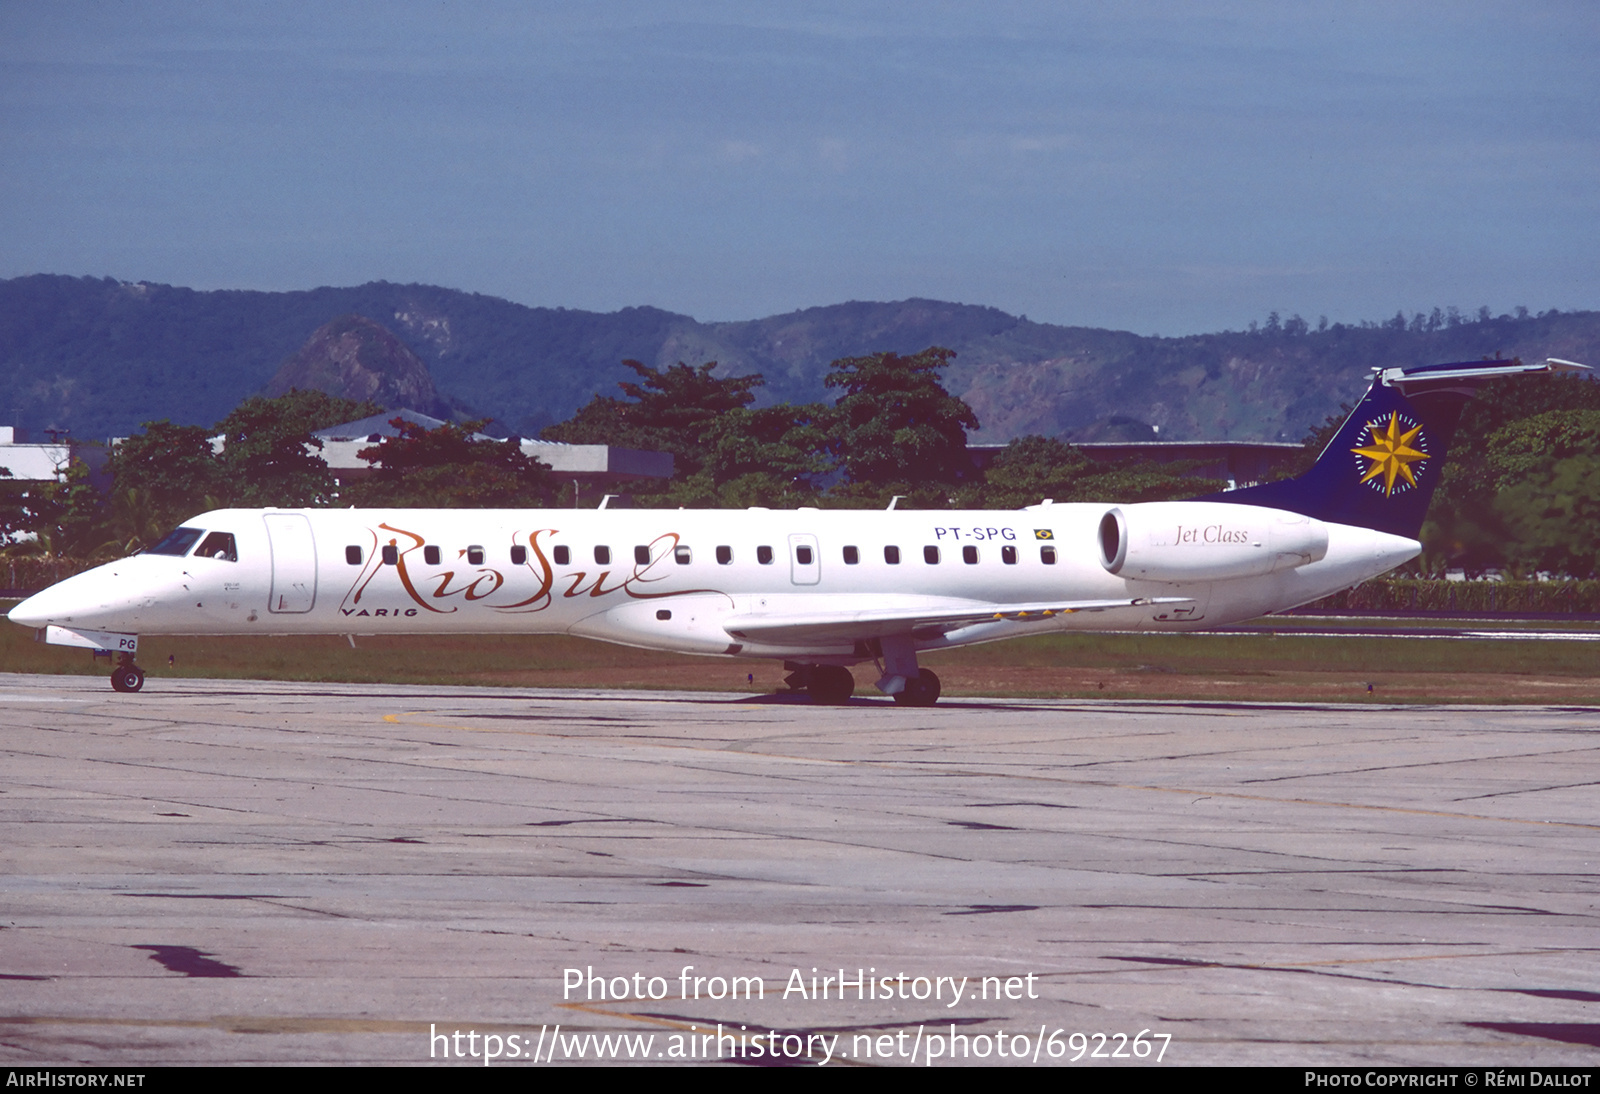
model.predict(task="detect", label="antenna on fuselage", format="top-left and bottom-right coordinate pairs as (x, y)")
top-left (886, 496), bottom-right (904, 510)
top-left (599, 494), bottom-right (617, 509)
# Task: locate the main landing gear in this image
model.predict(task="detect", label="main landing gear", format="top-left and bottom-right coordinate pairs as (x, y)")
top-left (876, 634), bottom-right (941, 707)
top-left (892, 668), bottom-right (941, 707)
top-left (785, 663), bottom-right (856, 705)
top-left (782, 654), bottom-right (942, 707)
top-left (110, 653), bottom-right (145, 693)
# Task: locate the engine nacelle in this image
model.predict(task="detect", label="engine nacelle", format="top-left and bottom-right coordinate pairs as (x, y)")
top-left (1099, 502), bottom-right (1329, 582)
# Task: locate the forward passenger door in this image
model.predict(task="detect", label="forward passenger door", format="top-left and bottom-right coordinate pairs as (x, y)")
top-left (264, 513), bottom-right (317, 613)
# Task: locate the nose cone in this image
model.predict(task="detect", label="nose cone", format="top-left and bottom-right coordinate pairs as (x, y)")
top-left (7, 576), bottom-right (97, 627)
top-left (7, 589), bottom-right (54, 629)
top-left (6, 563), bottom-right (144, 630)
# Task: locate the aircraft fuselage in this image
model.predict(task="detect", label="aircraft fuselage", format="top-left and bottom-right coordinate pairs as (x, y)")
top-left (13, 355), bottom-right (1580, 701)
top-left (9, 503), bottom-right (1418, 664)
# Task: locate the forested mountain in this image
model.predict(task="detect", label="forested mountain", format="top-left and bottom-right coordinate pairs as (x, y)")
top-left (0, 276), bottom-right (685, 439)
top-left (263, 314), bottom-right (458, 421)
top-left (2, 274), bottom-right (1596, 443)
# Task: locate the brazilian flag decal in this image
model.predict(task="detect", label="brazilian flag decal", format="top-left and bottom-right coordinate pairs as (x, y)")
top-left (1034, 529), bottom-right (1054, 540)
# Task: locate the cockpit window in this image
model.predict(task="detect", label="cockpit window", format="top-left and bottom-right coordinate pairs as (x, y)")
top-left (147, 527), bottom-right (205, 556)
top-left (195, 531), bottom-right (237, 562)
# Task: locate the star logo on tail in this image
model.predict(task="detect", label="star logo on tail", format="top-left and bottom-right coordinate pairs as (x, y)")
top-left (1351, 412), bottom-right (1430, 497)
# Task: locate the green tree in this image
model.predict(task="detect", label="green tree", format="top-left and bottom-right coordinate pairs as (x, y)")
top-left (346, 418), bottom-right (554, 507)
top-left (980, 435), bottom-right (1095, 508)
top-left (212, 390), bottom-right (375, 508)
top-left (1481, 410), bottom-right (1600, 577)
top-left (100, 488), bottom-right (173, 557)
top-left (247, 389), bottom-right (384, 437)
top-left (823, 347), bottom-right (978, 492)
top-left (1074, 462), bottom-right (1226, 503)
top-left (668, 404), bottom-right (833, 507)
top-left (543, 360), bottom-right (764, 479)
top-left (1285, 403), bottom-right (1353, 478)
top-left (107, 421), bottom-right (226, 532)
top-left (978, 435), bottom-right (1223, 508)
top-left (12, 458), bottom-right (115, 558)
top-left (1423, 371), bottom-right (1600, 572)
top-left (0, 466), bottom-right (27, 546)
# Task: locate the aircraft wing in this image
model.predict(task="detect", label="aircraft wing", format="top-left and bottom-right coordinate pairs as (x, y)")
top-left (722, 596), bottom-right (1194, 646)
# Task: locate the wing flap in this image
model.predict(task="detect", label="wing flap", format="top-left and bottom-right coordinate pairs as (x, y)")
top-left (722, 597), bottom-right (1194, 646)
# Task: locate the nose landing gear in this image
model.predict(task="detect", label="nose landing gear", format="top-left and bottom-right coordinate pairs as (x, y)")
top-left (110, 653), bottom-right (145, 693)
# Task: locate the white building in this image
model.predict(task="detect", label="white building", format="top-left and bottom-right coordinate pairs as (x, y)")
top-left (0, 428), bottom-right (71, 482)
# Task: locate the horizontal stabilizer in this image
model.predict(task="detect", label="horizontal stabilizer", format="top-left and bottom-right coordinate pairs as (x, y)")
top-left (724, 597), bottom-right (1194, 646)
top-left (1380, 357), bottom-right (1590, 390)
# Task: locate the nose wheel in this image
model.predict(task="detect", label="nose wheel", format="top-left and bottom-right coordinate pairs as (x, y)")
top-left (110, 654), bottom-right (145, 693)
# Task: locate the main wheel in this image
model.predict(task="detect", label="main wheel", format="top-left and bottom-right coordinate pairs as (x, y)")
top-left (111, 665), bottom-right (144, 693)
top-left (893, 668), bottom-right (941, 707)
top-left (810, 665), bottom-right (855, 705)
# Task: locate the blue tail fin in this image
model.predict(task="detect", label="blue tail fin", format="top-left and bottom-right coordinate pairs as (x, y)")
top-left (1207, 359), bottom-right (1589, 538)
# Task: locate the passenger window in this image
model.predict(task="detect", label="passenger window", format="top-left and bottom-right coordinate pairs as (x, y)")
top-left (757, 545), bottom-right (774, 565)
top-left (554, 545), bottom-right (571, 566)
top-left (345, 545), bottom-right (363, 566)
top-left (594, 546), bottom-right (611, 565)
top-left (1001, 545), bottom-right (1017, 565)
top-left (147, 527), bottom-right (204, 557)
top-left (510, 545), bottom-right (527, 566)
top-left (423, 545), bottom-right (441, 566)
top-left (884, 545), bottom-right (900, 565)
top-left (634, 545), bottom-right (650, 565)
top-left (675, 546), bottom-right (692, 565)
top-left (923, 545), bottom-right (940, 564)
top-left (716, 545), bottom-right (733, 565)
top-left (195, 531), bottom-right (237, 562)
top-left (962, 545), bottom-right (978, 564)
top-left (382, 545), bottom-right (398, 565)
top-left (1040, 546), bottom-right (1057, 565)
top-left (796, 546), bottom-right (813, 565)
top-left (467, 546), bottom-right (484, 566)
top-left (843, 545), bottom-right (859, 565)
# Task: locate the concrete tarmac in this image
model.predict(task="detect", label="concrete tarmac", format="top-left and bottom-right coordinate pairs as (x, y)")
top-left (1, 672), bottom-right (1597, 1067)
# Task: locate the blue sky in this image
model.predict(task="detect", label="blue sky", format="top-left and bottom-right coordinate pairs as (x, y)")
top-left (2, 1), bottom-right (1596, 333)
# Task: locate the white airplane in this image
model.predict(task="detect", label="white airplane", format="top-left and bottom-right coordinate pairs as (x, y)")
top-left (8, 358), bottom-right (1584, 704)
